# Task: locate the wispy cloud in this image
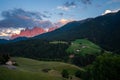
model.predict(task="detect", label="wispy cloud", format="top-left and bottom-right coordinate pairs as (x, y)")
top-left (57, 0), bottom-right (93, 11)
top-left (58, 12), bottom-right (64, 16)
top-left (57, 6), bottom-right (70, 11)
top-left (64, 1), bottom-right (76, 8)
top-left (80, 0), bottom-right (93, 4)
top-left (57, 1), bottom-right (76, 11)
top-left (72, 0), bottom-right (93, 5)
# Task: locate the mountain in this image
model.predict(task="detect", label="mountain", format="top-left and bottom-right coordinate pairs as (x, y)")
top-left (1, 11), bottom-right (120, 52)
top-left (0, 26), bottom-right (58, 43)
top-left (34, 11), bottom-right (120, 53)
top-left (0, 39), bottom-right (9, 44)
top-left (11, 27), bottom-right (46, 39)
top-left (11, 37), bottom-right (28, 42)
top-left (0, 37), bottom-right (28, 44)
top-left (11, 26), bottom-right (59, 39)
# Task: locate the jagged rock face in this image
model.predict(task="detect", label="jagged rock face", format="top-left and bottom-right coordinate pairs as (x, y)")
top-left (11, 27), bottom-right (45, 39)
top-left (11, 26), bottom-right (58, 39)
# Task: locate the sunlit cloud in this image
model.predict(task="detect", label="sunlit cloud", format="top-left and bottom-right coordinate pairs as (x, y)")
top-left (0, 28), bottom-right (25, 37)
top-left (102, 9), bottom-right (120, 15)
top-left (54, 18), bottom-right (74, 27)
top-left (59, 19), bottom-right (72, 24)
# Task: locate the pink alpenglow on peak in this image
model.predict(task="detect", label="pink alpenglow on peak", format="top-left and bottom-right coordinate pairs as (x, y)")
top-left (11, 26), bottom-right (58, 39)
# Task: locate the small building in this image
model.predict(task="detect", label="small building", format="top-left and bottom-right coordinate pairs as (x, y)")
top-left (69, 54), bottom-right (75, 58)
top-left (76, 49), bottom-right (80, 52)
top-left (6, 60), bottom-right (13, 65)
top-left (82, 46), bottom-right (86, 48)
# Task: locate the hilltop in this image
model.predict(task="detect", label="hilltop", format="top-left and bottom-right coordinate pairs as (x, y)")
top-left (0, 57), bottom-right (83, 80)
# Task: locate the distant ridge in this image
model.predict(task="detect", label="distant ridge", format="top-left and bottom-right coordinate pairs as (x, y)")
top-left (34, 10), bottom-right (120, 52)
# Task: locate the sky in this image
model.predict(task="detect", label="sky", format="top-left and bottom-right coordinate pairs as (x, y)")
top-left (0, 0), bottom-right (120, 39)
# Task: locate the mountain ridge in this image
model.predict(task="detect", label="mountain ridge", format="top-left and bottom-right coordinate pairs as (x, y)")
top-left (33, 10), bottom-right (120, 52)
top-left (0, 10), bottom-right (120, 53)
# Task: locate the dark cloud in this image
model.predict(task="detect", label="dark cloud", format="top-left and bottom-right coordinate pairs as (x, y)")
top-left (42, 15), bottom-right (50, 18)
top-left (2, 8), bottom-right (43, 20)
top-left (64, 0), bottom-right (93, 5)
top-left (35, 20), bottom-right (54, 28)
top-left (80, 0), bottom-right (92, 4)
top-left (0, 9), bottom-right (53, 29)
top-left (43, 11), bottom-right (49, 14)
top-left (64, 1), bottom-right (76, 7)
top-left (58, 13), bottom-right (64, 16)
top-left (0, 9), bottom-right (72, 39)
top-left (43, 11), bottom-right (52, 16)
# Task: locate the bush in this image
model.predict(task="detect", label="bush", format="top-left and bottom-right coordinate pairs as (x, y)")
top-left (0, 54), bottom-right (10, 64)
top-left (61, 69), bottom-right (69, 78)
top-left (75, 70), bottom-right (82, 78)
top-left (13, 62), bottom-right (19, 66)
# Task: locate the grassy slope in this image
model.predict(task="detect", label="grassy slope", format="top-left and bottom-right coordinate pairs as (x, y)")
top-left (67, 39), bottom-right (101, 56)
top-left (0, 57), bottom-right (83, 80)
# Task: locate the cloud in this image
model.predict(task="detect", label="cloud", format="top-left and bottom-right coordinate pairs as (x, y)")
top-left (43, 11), bottom-right (52, 16)
top-left (58, 13), bottom-right (64, 16)
top-left (2, 8), bottom-right (43, 20)
top-left (57, 0), bottom-right (93, 11)
top-left (0, 9), bottom-right (55, 39)
top-left (102, 9), bottom-right (120, 15)
top-left (0, 28), bottom-right (24, 37)
top-left (57, 6), bottom-right (69, 11)
top-left (80, 0), bottom-right (92, 4)
top-left (10, 18), bottom-right (74, 39)
top-left (57, 1), bottom-right (77, 11)
top-left (0, 9), bottom-right (75, 39)
top-left (55, 19), bottom-right (74, 27)
top-left (64, 1), bottom-right (76, 8)
top-left (57, 5), bottom-right (76, 11)
top-left (2, 9), bottom-right (50, 19)
top-left (59, 19), bottom-right (71, 24)
top-left (0, 8), bottom-right (52, 28)
top-left (67, 0), bottom-right (93, 5)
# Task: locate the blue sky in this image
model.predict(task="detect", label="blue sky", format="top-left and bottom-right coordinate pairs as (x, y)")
top-left (0, 0), bottom-right (120, 39)
top-left (0, 0), bottom-right (120, 21)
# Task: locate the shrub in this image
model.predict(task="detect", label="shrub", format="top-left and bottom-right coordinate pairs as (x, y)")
top-left (61, 69), bottom-right (69, 78)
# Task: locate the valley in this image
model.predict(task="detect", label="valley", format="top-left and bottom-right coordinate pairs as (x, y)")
top-left (0, 3), bottom-right (120, 80)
